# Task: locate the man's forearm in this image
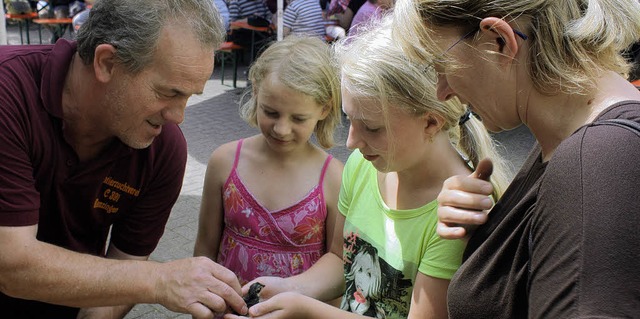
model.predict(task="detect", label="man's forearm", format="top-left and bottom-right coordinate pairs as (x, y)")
top-left (0, 227), bottom-right (158, 308)
top-left (77, 305), bottom-right (135, 319)
top-left (74, 244), bottom-right (152, 319)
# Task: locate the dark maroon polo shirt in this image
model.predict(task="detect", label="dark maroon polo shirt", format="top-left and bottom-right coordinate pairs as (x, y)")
top-left (0, 40), bottom-right (187, 317)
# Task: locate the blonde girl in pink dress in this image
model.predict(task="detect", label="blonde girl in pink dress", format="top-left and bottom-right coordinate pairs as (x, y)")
top-left (194, 35), bottom-right (344, 286)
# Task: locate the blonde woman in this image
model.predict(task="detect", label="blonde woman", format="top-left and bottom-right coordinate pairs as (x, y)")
top-left (391, 0), bottom-right (640, 317)
top-left (227, 17), bottom-right (509, 319)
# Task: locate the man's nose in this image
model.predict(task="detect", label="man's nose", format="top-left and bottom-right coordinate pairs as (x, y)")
top-left (162, 103), bottom-right (186, 125)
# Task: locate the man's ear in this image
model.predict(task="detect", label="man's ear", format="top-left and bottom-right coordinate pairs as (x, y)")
top-left (479, 17), bottom-right (520, 60)
top-left (93, 44), bottom-right (118, 83)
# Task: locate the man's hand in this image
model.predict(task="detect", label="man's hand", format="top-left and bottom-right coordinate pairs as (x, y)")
top-left (154, 257), bottom-right (247, 318)
top-left (436, 158), bottom-right (495, 239)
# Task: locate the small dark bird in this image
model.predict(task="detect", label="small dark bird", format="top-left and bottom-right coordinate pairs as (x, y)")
top-left (233, 282), bottom-right (265, 314)
top-left (244, 282), bottom-right (265, 308)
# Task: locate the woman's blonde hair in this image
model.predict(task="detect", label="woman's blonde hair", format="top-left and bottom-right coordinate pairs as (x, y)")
top-left (335, 16), bottom-right (511, 199)
top-left (392, 0), bottom-right (640, 95)
top-left (239, 36), bottom-right (341, 149)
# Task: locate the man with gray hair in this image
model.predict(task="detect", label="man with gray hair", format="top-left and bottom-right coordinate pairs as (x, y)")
top-left (0, 0), bottom-right (247, 318)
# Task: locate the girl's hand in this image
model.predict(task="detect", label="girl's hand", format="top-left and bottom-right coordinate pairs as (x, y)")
top-left (224, 292), bottom-right (311, 319)
top-left (241, 276), bottom-right (292, 301)
top-left (436, 159), bottom-right (495, 239)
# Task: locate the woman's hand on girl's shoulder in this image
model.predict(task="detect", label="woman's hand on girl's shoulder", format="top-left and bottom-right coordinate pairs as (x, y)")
top-left (436, 159), bottom-right (495, 240)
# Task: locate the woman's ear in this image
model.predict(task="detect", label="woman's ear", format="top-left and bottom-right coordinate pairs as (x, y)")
top-left (479, 17), bottom-right (520, 60)
top-left (93, 44), bottom-right (118, 83)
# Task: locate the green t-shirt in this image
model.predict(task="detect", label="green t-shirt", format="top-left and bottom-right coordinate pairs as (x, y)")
top-left (338, 150), bottom-right (465, 318)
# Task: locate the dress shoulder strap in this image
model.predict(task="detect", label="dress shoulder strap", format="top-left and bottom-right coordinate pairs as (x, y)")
top-left (318, 154), bottom-right (333, 186)
top-left (232, 139), bottom-right (244, 171)
top-left (316, 154), bottom-right (334, 209)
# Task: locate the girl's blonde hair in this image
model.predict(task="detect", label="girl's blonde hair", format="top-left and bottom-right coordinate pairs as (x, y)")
top-left (239, 36), bottom-right (341, 149)
top-left (392, 0), bottom-right (640, 95)
top-left (335, 16), bottom-right (511, 199)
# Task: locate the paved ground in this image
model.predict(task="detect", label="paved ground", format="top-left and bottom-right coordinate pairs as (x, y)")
top-left (3, 21), bottom-right (536, 318)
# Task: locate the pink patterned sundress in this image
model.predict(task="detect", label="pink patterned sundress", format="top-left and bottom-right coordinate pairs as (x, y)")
top-left (217, 139), bottom-right (332, 285)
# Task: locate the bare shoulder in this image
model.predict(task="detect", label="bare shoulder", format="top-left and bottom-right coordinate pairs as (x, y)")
top-left (322, 152), bottom-right (344, 197)
top-left (206, 139), bottom-right (244, 182)
top-left (210, 140), bottom-right (241, 162)
top-left (325, 156), bottom-right (344, 182)
top-left (310, 146), bottom-right (344, 173)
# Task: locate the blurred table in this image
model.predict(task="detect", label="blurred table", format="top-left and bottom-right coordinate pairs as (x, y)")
top-left (230, 20), bottom-right (273, 63)
top-left (34, 17), bottom-right (73, 43)
top-left (5, 12), bottom-right (40, 44)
